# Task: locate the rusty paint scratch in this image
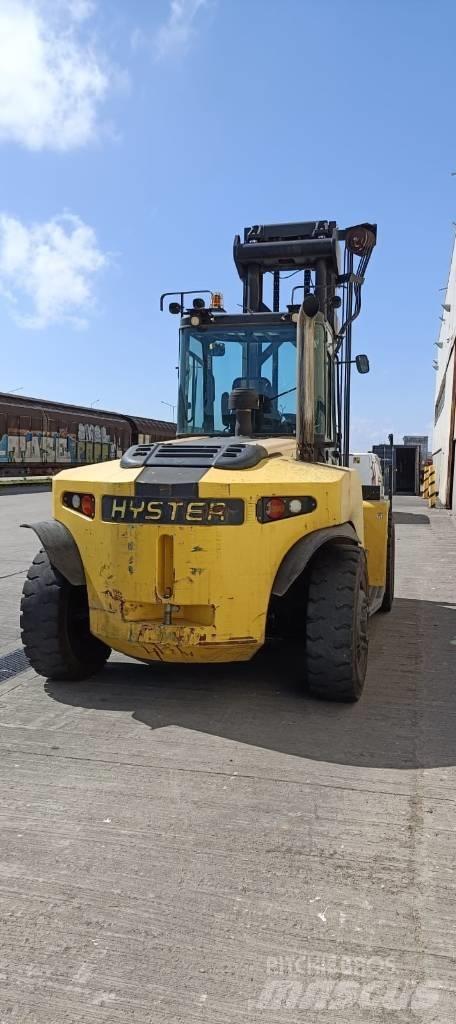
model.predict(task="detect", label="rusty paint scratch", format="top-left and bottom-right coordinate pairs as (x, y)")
top-left (103, 588), bottom-right (127, 620)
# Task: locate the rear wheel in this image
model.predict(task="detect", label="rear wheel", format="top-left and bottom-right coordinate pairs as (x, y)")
top-left (380, 513), bottom-right (395, 612)
top-left (305, 544), bottom-right (368, 702)
top-left (21, 550), bottom-right (110, 681)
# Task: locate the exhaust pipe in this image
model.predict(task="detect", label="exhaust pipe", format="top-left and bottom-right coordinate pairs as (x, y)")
top-left (296, 295), bottom-right (319, 462)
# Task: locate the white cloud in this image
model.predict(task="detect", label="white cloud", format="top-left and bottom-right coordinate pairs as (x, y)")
top-left (0, 0), bottom-right (110, 150)
top-left (59, 0), bottom-right (96, 21)
top-left (37, 0), bottom-right (96, 21)
top-left (0, 212), bottom-right (108, 328)
top-left (154, 0), bottom-right (208, 60)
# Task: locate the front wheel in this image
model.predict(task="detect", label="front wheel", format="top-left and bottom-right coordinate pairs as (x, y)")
top-left (21, 550), bottom-right (110, 681)
top-left (305, 544), bottom-right (369, 702)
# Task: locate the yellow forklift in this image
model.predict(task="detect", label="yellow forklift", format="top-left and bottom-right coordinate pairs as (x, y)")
top-left (20, 219), bottom-right (394, 700)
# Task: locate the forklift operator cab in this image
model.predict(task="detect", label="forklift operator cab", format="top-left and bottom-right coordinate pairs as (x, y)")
top-left (178, 321), bottom-right (297, 436)
top-left (178, 317), bottom-right (331, 441)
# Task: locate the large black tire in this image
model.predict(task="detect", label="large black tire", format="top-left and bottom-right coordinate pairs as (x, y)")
top-left (21, 550), bottom-right (110, 681)
top-left (380, 513), bottom-right (395, 612)
top-left (305, 544), bottom-right (368, 702)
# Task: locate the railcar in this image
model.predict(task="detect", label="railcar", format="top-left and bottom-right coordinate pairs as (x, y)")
top-left (0, 392), bottom-right (174, 476)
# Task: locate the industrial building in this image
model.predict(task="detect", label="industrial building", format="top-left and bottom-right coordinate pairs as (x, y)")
top-left (373, 436), bottom-right (428, 496)
top-left (432, 235), bottom-right (456, 509)
top-left (403, 435), bottom-right (429, 461)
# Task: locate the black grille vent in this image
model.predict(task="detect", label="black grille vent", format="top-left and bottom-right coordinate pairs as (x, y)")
top-left (149, 440), bottom-right (269, 469)
top-left (122, 439), bottom-right (270, 471)
top-left (219, 445), bottom-right (245, 459)
top-left (155, 444), bottom-right (219, 461)
top-left (151, 443), bottom-right (223, 468)
top-left (135, 445), bottom-right (155, 456)
top-left (120, 443), bottom-right (157, 468)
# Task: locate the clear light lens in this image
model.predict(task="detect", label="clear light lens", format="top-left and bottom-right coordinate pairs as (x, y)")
top-left (71, 494), bottom-right (81, 509)
top-left (190, 315), bottom-right (200, 326)
top-left (289, 499), bottom-right (302, 514)
top-left (265, 497), bottom-right (286, 520)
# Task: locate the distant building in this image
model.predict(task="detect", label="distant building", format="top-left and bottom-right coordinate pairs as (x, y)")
top-left (432, 235), bottom-right (456, 509)
top-left (403, 436), bottom-right (429, 463)
top-left (373, 439), bottom-right (422, 496)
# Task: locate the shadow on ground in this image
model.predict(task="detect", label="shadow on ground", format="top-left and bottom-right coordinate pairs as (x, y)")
top-left (45, 598), bottom-right (456, 771)
top-left (393, 511), bottom-right (431, 526)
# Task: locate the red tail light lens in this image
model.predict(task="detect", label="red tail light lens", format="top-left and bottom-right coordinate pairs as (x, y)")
top-left (265, 497), bottom-right (286, 520)
top-left (81, 494), bottom-right (95, 518)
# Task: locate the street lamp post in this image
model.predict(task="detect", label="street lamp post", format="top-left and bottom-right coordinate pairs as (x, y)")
top-left (161, 401), bottom-right (176, 420)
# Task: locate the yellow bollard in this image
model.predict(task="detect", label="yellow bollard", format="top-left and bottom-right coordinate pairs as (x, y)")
top-left (428, 465), bottom-right (437, 508)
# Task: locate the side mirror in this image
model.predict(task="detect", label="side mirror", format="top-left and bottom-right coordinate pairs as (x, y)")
top-left (169, 301), bottom-right (182, 315)
top-left (355, 354), bottom-right (370, 374)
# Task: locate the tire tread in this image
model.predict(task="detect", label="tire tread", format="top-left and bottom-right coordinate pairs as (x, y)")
top-left (20, 550), bottom-right (110, 681)
top-left (305, 544), bottom-right (368, 702)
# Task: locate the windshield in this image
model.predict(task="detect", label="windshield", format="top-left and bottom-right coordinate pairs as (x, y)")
top-left (178, 323), bottom-right (300, 436)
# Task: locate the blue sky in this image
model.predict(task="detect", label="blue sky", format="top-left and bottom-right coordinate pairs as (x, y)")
top-left (0, 0), bottom-right (455, 448)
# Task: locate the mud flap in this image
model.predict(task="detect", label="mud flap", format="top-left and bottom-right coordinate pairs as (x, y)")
top-left (21, 520), bottom-right (85, 586)
top-left (272, 523), bottom-right (359, 597)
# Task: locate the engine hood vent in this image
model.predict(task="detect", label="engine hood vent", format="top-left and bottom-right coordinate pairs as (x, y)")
top-left (121, 438), bottom-right (269, 470)
top-left (120, 444), bottom-right (158, 468)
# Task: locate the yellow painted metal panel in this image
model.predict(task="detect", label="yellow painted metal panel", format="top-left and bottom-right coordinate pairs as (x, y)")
top-left (50, 451), bottom-right (382, 663)
top-left (53, 459), bottom-right (138, 488)
top-left (362, 500), bottom-right (389, 587)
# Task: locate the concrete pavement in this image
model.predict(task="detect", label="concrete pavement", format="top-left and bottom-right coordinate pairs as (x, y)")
top-left (0, 492), bottom-right (456, 1021)
top-left (0, 490), bottom-right (50, 656)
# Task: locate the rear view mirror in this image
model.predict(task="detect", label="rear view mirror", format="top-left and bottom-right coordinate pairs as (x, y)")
top-left (210, 342), bottom-right (225, 357)
top-left (355, 354), bottom-right (370, 374)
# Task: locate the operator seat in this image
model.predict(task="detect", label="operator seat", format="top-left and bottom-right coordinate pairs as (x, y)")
top-left (231, 376), bottom-right (274, 398)
top-left (221, 376), bottom-right (284, 433)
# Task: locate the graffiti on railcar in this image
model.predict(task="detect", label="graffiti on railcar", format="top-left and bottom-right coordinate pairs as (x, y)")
top-left (0, 422), bottom-right (122, 465)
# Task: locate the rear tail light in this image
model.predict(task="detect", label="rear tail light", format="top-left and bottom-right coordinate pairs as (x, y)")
top-left (256, 495), bottom-right (317, 523)
top-left (63, 492), bottom-right (95, 518)
top-left (81, 494), bottom-right (95, 518)
top-left (265, 497), bottom-right (286, 520)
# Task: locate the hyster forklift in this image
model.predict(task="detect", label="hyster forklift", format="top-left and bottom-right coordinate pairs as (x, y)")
top-left (20, 219), bottom-right (394, 701)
